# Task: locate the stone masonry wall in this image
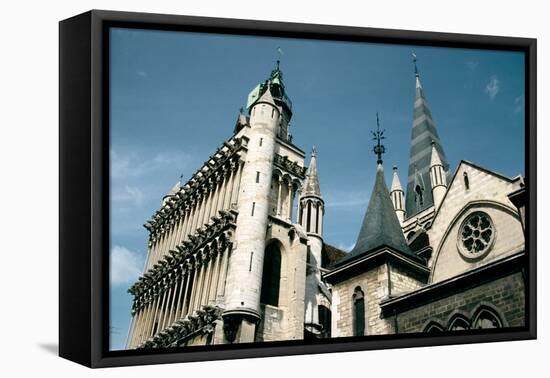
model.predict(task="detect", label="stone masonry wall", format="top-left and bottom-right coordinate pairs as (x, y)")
top-left (394, 272), bottom-right (525, 333)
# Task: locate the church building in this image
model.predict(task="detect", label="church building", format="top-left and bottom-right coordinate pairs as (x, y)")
top-left (125, 57), bottom-right (526, 349)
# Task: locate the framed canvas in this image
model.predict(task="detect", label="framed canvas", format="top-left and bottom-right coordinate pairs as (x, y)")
top-left (59, 10), bottom-right (536, 368)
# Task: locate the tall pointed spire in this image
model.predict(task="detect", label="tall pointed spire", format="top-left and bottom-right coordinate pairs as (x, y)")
top-left (335, 122), bottom-right (414, 267)
top-left (405, 53), bottom-right (449, 216)
top-left (302, 147), bottom-right (322, 198)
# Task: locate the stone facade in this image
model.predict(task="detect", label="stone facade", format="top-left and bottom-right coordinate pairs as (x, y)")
top-left (125, 60), bottom-right (526, 350)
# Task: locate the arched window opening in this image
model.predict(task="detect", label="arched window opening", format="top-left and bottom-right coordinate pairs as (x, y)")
top-left (448, 315), bottom-right (470, 331)
top-left (260, 242), bottom-right (282, 307)
top-left (415, 185), bottom-right (424, 206)
top-left (315, 202), bottom-right (320, 233)
top-left (353, 287), bottom-right (365, 336)
top-left (423, 321), bottom-right (444, 333)
top-left (473, 309), bottom-right (502, 329)
top-left (318, 305), bottom-right (332, 338)
top-left (306, 201), bottom-right (312, 232)
top-left (463, 171), bottom-right (470, 190)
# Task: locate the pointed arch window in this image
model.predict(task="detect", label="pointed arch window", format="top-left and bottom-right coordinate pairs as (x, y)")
top-left (423, 321), bottom-right (444, 333)
top-left (448, 315), bottom-right (470, 331)
top-left (353, 287), bottom-right (365, 336)
top-left (473, 308), bottom-right (502, 329)
top-left (415, 185), bottom-right (424, 206)
top-left (260, 242), bottom-right (282, 307)
top-left (306, 201), bottom-right (312, 232)
top-left (318, 305), bottom-right (332, 338)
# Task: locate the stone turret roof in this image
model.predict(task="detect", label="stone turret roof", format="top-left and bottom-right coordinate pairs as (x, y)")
top-left (302, 148), bottom-right (322, 198)
top-left (390, 166), bottom-right (403, 193)
top-left (335, 163), bottom-right (416, 267)
top-left (256, 84), bottom-right (277, 107)
top-left (430, 140), bottom-right (443, 167)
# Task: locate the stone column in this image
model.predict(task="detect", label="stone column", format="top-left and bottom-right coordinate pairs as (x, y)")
top-left (277, 177), bottom-right (283, 216)
top-left (174, 267), bottom-right (185, 321)
top-left (201, 252), bottom-right (213, 308)
top-left (160, 277), bottom-right (173, 330)
top-left (181, 264), bottom-right (193, 317)
top-left (147, 290), bottom-right (161, 339)
top-left (287, 183), bottom-right (293, 221)
top-left (209, 247), bottom-right (222, 304)
top-left (218, 168), bottom-right (229, 212)
top-left (223, 165), bottom-right (234, 210)
top-left (188, 259), bottom-right (202, 314)
top-left (212, 175), bottom-right (223, 218)
top-left (229, 161), bottom-right (242, 208)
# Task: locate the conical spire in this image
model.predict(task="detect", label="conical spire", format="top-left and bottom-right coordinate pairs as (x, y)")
top-left (405, 53), bottom-right (449, 216)
top-left (430, 140), bottom-right (443, 167)
top-left (302, 147), bottom-right (322, 198)
top-left (338, 163), bottom-right (414, 265)
top-left (256, 84), bottom-right (277, 107)
top-left (391, 166), bottom-right (403, 192)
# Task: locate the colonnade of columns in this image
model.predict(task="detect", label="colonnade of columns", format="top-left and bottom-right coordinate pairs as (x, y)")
top-left (146, 160), bottom-right (243, 271)
top-left (271, 174), bottom-right (299, 222)
top-left (128, 238), bottom-right (232, 348)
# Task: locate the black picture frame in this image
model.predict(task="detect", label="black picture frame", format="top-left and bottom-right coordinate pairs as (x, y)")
top-left (59, 9), bottom-right (537, 368)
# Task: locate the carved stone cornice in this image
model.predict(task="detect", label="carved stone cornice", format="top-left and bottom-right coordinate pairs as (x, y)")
top-left (274, 154), bottom-right (306, 179)
top-left (137, 305), bottom-right (222, 349)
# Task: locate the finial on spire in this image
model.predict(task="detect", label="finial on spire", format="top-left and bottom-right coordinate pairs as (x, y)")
top-left (276, 47), bottom-right (284, 71)
top-left (412, 52), bottom-right (419, 77)
top-left (311, 146), bottom-right (317, 157)
top-left (179, 173), bottom-right (184, 188)
top-left (371, 112), bottom-right (386, 165)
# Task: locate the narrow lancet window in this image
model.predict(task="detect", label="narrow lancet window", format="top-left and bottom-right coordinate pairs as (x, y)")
top-left (353, 287), bottom-right (365, 336)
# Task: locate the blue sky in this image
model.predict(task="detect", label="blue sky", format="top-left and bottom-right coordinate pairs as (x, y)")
top-left (109, 28), bottom-right (525, 350)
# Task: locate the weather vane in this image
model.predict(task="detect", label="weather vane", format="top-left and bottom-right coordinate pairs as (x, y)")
top-left (371, 112), bottom-right (386, 164)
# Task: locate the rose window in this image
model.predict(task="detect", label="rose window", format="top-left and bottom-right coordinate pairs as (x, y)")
top-left (458, 212), bottom-right (495, 258)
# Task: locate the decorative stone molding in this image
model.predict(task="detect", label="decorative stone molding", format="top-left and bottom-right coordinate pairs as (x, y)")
top-left (274, 153), bottom-right (306, 179)
top-left (137, 305), bottom-right (223, 349)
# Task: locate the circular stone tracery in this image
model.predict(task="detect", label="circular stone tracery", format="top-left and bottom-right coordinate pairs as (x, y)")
top-left (458, 211), bottom-right (495, 259)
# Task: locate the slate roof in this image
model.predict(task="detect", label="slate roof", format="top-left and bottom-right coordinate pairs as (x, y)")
top-left (404, 71), bottom-right (450, 217)
top-left (321, 243), bottom-right (348, 269)
top-left (335, 163), bottom-right (417, 267)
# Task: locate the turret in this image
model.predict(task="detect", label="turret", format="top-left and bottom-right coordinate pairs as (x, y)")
top-left (429, 140), bottom-right (447, 209)
top-left (390, 166), bottom-right (405, 224)
top-left (299, 148), bottom-right (325, 336)
top-left (223, 65), bottom-right (285, 343)
top-left (299, 147), bottom-right (324, 237)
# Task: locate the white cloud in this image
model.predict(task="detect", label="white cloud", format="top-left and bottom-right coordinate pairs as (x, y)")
top-left (111, 149), bottom-right (192, 179)
top-left (514, 94), bottom-right (524, 114)
top-left (110, 245), bottom-right (144, 286)
top-left (485, 75), bottom-right (500, 100)
top-left (136, 70), bottom-right (147, 78)
top-left (112, 184), bottom-right (144, 207)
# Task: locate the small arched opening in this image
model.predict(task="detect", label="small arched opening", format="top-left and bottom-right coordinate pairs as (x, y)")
top-left (260, 241), bottom-right (282, 307)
